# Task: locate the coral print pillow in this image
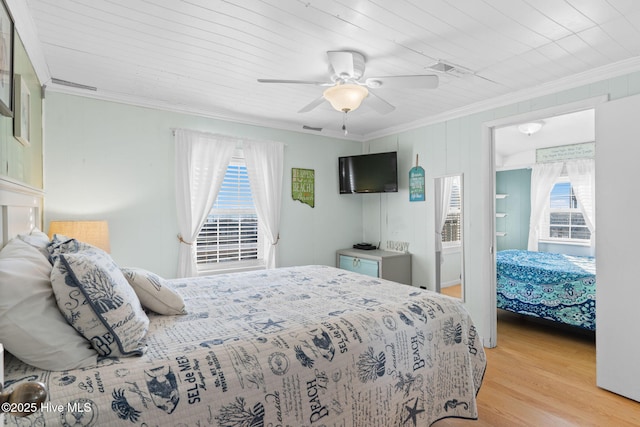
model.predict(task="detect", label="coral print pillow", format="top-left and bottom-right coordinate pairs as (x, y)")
top-left (50, 250), bottom-right (149, 358)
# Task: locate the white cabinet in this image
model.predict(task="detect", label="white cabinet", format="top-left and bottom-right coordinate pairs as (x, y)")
top-left (336, 248), bottom-right (411, 285)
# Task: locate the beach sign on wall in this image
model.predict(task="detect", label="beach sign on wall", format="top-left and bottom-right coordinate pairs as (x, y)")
top-left (292, 168), bottom-right (315, 207)
top-left (409, 154), bottom-right (425, 202)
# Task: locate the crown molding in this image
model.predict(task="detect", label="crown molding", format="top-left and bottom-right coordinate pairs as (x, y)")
top-left (363, 56), bottom-right (640, 141)
top-left (44, 83), bottom-right (363, 142)
top-left (46, 54), bottom-right (640, 145)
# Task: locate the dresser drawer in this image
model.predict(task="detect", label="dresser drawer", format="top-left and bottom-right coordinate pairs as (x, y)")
top-left (336, 248), bottom-right (411, 285)
top-left (339, 255), bottom-right (379, 278)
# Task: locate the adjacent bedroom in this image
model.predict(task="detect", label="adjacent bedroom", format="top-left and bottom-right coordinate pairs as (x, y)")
top-left (494, 109), bottom-right (596, 332)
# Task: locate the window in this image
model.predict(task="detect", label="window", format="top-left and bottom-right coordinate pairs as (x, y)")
top-left (541, 178), bottom-right (591, 243)
top-left (196, 156), bottom-right (263, 271)
top-left (442, 175), bottom-right (461, 246)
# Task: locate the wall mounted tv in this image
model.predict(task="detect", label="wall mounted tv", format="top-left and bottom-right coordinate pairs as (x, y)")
top-left (339, 151), bottom-right (398, 194)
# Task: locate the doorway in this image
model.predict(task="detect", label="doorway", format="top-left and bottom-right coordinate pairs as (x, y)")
top-left (482, 96), bottom-right (604, 348)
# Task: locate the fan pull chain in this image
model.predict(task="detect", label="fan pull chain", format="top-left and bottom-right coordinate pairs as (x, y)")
top-left (342, 111), bottom-right (348, 135)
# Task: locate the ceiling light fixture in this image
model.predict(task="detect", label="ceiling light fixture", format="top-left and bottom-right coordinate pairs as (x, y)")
top-left (518, 121), bottom-right (544, 136)
top-left (323, 84), bottom-right (369, 113)
top-left (323, 83), bottom-right (369, 135)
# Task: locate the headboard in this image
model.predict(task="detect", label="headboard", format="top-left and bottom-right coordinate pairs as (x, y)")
top-left (0, 178), bottom-right (43, 248)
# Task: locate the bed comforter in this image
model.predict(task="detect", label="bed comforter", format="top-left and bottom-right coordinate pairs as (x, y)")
top-left (3, 265), bottom-right (486, 426)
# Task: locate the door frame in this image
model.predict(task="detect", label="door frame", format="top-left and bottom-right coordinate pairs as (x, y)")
top-left (479, 95), bottom-right (607, 349)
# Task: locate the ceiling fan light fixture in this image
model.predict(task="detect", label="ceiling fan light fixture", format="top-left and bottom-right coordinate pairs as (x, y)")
top-left (518, 121), bottom-right (544, 136)
top-left (323, 84), bottom-right (369, 113)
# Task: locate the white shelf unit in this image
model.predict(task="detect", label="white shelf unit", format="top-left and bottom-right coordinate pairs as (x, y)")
top-left (495, 194), bottom-right (509, 237)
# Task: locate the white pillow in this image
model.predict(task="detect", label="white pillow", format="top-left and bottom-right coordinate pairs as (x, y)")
top-left (0, 238), bottom-right (98, 370)
top-left (51, 251), bottom-right (150, 358)
top-left (17, 227), bottom-right (50, 249)
top-left (121, 267), bottom-right (187, 315)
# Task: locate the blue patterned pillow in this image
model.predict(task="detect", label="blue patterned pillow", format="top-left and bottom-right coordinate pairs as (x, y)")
top-left (50, 250), bottom-right (149, 357)
top-left (47, 234), bottom-right (95, 263)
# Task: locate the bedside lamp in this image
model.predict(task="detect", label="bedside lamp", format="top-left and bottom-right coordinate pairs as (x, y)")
top-left (48, 220), bottom-right (111, 252)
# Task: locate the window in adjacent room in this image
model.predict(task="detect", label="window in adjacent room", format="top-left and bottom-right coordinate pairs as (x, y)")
top-left (196, 154), bottom-right (263, 272)
top-left (442, 175), bottom-right (462, 247)
top-left (540, 177), bottom-right (591, 243)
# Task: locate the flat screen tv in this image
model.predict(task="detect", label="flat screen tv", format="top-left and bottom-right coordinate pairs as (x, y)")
top-left (339, 151), bottom-right (398, 194)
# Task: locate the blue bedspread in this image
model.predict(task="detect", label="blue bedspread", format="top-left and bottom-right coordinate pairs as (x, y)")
top-left (496, 250), bottom-right (596, 330)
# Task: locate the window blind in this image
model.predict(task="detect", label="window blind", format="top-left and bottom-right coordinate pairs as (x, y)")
top-left (196, 162), bottom-right (259, 265)
top-left (442, 176), bottom-right (462, 243)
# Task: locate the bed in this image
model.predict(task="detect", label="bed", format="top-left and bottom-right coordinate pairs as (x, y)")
top-left (0, 183), bottom-right (486, 427)
top-left (496, 249), bottom-right (596, 330)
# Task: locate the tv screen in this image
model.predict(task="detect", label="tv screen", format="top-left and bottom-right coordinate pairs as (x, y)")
top-left (339, 151), bottom-right (398, 194)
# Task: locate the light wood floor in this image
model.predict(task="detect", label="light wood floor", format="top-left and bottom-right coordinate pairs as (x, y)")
top-left (441, 284), bottom-right (462, 299)
top-left (436, 310), bottom-right (640, 427)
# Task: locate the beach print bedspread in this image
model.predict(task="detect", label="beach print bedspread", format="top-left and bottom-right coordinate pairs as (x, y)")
top-left (4, 265), bottom-right (486, 426)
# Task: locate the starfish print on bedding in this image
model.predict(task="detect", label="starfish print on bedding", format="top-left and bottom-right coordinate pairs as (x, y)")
top-left (403, 397), bottom-right (425, 426)
top-left (252, 318), bottom-right (285, 331)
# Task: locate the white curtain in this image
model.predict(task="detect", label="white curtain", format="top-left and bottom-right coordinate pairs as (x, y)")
top-left (434, 176), bottom-right (454, 257)
top-left (174, 129), bottom-right (236, 277)
top-left (527, 162), bottom-right (564, 251)
top-left (566, 158), bottom-right (596, 246)
top-left (243, 140), bottom-right (285, 269)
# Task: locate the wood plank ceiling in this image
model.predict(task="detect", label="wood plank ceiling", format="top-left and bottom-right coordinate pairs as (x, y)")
top-left (24, 0), bottom-right (640, 139)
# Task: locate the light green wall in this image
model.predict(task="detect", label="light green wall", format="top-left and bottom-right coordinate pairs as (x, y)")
top-left (0, 33), bottom-right (43, 187)
top-left (363, 70), bottom-right (640, 343)
top-left (43, 93), bottom-right (364, 278)
top-left (496, 169), bottom-right (531, 251)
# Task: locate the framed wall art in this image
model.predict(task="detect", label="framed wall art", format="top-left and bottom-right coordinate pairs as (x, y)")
top-left (0, 0), bottom-right (12, 117)
top-left (14, 74), bottom-right (29, 145)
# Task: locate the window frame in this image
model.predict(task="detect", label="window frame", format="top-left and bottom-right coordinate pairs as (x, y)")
top-left (195, 154), bottom-right (265, 275)
top-left (539, 176), bottom-right (591, 246)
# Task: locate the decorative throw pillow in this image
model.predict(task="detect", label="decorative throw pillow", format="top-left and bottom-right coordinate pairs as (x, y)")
top-left (0, 238), bottom-right (98, 370)
top-left (47, 234), bottom-right (96, 263)
top-left (121, 267), bottom-right (187, 315)
top-left (50, 250), bottom-right (150, 358)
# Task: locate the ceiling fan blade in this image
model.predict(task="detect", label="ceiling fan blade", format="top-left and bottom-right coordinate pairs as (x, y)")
top-left (327, 51), bottom-right (355, 78)
top-left (367, 91), bottom-right (395, 114)
top-left (298, 96), bottom-right (326, 113)
top-left (257, 78), bottom-right (331, 85)
top-left (365, 75), bottom-right (439, 89)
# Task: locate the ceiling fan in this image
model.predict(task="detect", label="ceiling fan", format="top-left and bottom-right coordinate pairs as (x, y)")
top-left (257, 50), bottom-right (439, 116)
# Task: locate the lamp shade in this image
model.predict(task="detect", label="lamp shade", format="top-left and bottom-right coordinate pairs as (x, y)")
top-left (48, 220), bottom-right (111, 252)
top-left (323, 84), bottom-right (369, 112)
